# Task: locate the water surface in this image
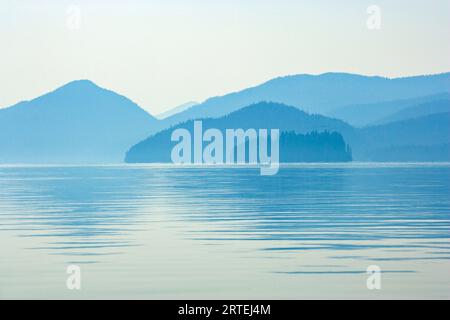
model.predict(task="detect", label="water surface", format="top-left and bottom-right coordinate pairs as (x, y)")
top-left (0, 164), bottom-right (449, 299)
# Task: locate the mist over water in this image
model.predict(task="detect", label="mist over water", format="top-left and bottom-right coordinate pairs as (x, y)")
top-left (0, 164), bottom-right (449, 299)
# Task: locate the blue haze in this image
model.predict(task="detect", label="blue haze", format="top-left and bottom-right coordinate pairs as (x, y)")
top-left (1, 73), bottom-right (450, 164)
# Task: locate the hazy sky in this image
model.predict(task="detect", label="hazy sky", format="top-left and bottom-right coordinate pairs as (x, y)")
top-left (1, 0), bottom-right (449, 115)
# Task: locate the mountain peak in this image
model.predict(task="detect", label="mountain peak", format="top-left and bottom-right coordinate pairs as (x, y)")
top-left (58, 79), bottom-right (102, 91)
top-left (0, 79), bottom-right (157, 163)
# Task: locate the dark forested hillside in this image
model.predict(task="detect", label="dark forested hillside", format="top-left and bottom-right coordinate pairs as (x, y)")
top-left (279, 131), bottom-right (352, 162)
top-left (126, 102), bottom-right (353, 163)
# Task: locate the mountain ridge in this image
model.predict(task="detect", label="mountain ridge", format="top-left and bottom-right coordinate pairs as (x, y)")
top-left (329, 92), bottom-right (450, 127)
top-left (2, 72), bottom-right (450, 164)
top-left (148, 72), bottom-right (450, 136)
top-left (0, 79), bottom-right (157, 163)
top-left (353, 112), bottom-right (450, 160)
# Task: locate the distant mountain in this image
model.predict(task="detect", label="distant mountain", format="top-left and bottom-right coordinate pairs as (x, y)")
top-left (126, 102), bottom-right (354, 163)
top-left (353, 112), bottom-right (450, 161)
top-left (2, 73), bottom-right (449, 164)
top-left (329, 93), bottom-right (450, 127)
top-left (373, 99), bottom-right (450, 125)
top-left (0, 80), bottom-right (157, 163)
top-left (156, 101), bottom-right (198, 119)
top-left (149, 73), bottom-right (450, 135)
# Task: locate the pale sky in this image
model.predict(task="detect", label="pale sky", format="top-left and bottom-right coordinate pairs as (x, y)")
top-left (1, 0), bottom-right (449, 115)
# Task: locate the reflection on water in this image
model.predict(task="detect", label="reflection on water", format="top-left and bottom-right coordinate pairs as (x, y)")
top-left (0, 164), bottom-right (449, 299)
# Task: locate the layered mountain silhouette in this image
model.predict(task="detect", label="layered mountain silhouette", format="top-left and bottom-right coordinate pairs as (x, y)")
top-left (1, 72), bottom-right (449, 164)
top-left (150, 72), bottom-right (450, 135)
top-left (329, 93), bottom-right (450, 127)
top-left (156, 101), bottom-right (198, 119)
top-left (353, 112), bottom-right (450, 161)
top-left (0, 80), bottom-right (156, 163)
top-left (373, 99), bottom-right (450, 125)
top-left (125, 102), bottom-right (353, 163)
top-left (127, 101), bottom-right (450, 163)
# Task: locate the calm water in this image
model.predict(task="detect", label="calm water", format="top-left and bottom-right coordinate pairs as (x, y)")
top-left (0, 164), bottom-right (449, 299)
